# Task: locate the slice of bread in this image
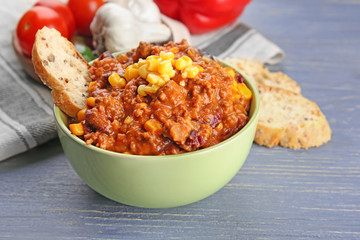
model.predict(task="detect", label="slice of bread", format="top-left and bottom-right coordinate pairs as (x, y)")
top-left (256, 84), bottom-right (331, 149)
top-left (32, 27), bottom-right (91, 117)
top-left (225, 58), bottom-right (301, 94)
top-left (225, 57), bottom-right (331, 149)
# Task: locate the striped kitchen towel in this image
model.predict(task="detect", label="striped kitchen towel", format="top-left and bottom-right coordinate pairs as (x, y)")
top-left (162, 15), bottom-right (285, 65)
top-left (191, 21), bottom-right (284, 65)
top-left (0, 0), bottom-right (56, 162)
top-left (0, 5), bottom-right (284, 161)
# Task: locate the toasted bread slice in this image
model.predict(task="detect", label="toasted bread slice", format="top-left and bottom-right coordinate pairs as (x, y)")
top-left (255, 84), bottom-right (331, 149)
top-left (32, 27), bottom-right (91, 117)
top-left (225, 58), bottom-right (301, 94)
top-left (225, 57), bottom-right (331, 149)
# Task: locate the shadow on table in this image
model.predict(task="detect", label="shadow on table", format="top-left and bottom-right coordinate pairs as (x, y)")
top-left (0, 138), bottom-right (63, 173)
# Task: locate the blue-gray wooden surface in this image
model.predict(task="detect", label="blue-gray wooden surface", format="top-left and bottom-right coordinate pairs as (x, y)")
top-left (1, 0), bottom-right (360, 239)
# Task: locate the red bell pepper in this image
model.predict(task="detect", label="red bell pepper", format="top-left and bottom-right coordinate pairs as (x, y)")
top-left (154, 0), bottom-right (251, 34)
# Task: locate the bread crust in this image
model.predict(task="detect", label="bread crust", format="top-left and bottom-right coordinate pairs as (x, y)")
top-left (226, 58), bottom-right (331, 149)
top-left (32, 27), bottom-right (91, 117)
top-left (256, 84), bottom-right (331, 149)
top-left (226, 57), bottom-right (301, 93)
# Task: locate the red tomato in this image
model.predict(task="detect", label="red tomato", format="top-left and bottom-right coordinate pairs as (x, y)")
top-left (68, 0), bottom-right (104, 36)
top-left (34, 0), bottom-right (76, 38)
top-left (16, 6), bottom-right (69, 56)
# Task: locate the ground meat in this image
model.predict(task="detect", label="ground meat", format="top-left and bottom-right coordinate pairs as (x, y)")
top-left (74, 40), bottom-right (251, 155)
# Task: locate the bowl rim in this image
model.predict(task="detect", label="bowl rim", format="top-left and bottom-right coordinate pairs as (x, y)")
top-left (54, 57), bottom-right (260, 160)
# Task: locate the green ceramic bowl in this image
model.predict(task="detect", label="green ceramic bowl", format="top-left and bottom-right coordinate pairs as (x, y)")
top-left (54, 60), bottom-right (260, 208)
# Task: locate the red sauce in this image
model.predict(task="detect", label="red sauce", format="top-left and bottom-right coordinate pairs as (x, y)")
top-left (72, 40), bottom-right (251, 155)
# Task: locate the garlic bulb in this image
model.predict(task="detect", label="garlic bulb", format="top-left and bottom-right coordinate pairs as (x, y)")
top-left (90, 0), bottom-right (172, 54)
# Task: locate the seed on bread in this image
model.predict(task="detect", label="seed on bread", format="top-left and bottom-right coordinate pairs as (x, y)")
top-left (32, 27), bottom-right (91, 117)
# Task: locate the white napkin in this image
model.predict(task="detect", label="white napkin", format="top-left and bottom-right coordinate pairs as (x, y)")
top-left (0, 3), bottom-right (284, 161)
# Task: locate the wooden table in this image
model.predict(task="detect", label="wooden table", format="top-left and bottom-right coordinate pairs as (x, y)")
top-left (1, 0), bottom-right (359, 239)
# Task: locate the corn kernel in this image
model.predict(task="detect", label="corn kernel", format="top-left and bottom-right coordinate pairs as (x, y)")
top-left (238, 83), bottom-right (252, 100)
top-left (168, 69), bottom-right (176, 78)
top-left (146, 56), bottom-right (160, 71)
top-left (161, 74), bottom-right (170, 82)
top-left (133, 59), bottom-right (146, 68)
top-left (124, 116), bottom-right (133, 124)
top-left (108, 72), bottom-right (120, 83)
top-left (147, 55), bottom-right (160, 61)
top-left (88, 81), bottom-right (97, 92)
top-left (109, 73), bottom-right (126, 88)
top-left (175, 58), bottom-right (186, 71)
top-left (160, 51), bottom-right (175, 61)
top-left (232, 94), bottom-right (241, 102)
top-left (145, 85), bottom-right (160, 94)
top-left (160, 51), bottom-right (175, 65)
top-left (124, 67), bottom-right (139, 81)
top-left (158, 60), bottom-right (173, 75)
top-left (77, 108), bottom-right (86, 121)
top-left (231, 84), bottom-right (241, 101)
top-left (184, 56), bottom-right (193, 65)
top-left (225, 67), bottom-right (235, 78)
top-left (138, 64), bottom-right (149, 79)
top-left (147, 73), bottom-right (162, 85)
top-left (69, 123), bottom-right (84, 136)
top-left (138, 84), bottom-right (147, 96)
top-left (87, 97), bottom-right (95, 107)
top-left (144, 119), bottom-right (162, 133)
top-left (138, 85), bottom-right (160, 96)
top-left (175, 56), bottom-right (192, 70)
top-left (158, 78), bottom-right (166, 87)
top-left (183, 66), bottom-right (199, 78)
top-left (232, 79), bottom-right (238, 88)
top-left (120, 78), bottom-right (127, 88)
top-left (138, 59), bottom-right (146, 66)
top-left (128, 53), bottom-right (198, 97)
